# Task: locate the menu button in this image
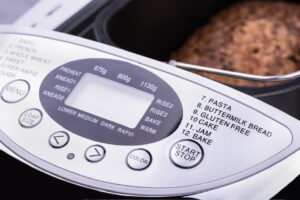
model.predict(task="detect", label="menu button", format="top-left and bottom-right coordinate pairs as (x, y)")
top-left (1, 79), bottom-right (30, 103)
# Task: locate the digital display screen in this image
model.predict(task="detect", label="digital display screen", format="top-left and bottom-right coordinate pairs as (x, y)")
top-left (65, 73), bottom-right (154, 128)
top-left (0, 0), bottom-right (39, 24)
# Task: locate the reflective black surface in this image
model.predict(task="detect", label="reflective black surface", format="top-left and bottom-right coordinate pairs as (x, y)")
top-left (0, 151), bottom-right (298, 199)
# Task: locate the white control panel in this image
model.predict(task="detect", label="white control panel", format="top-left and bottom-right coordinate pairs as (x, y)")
top-left (0, 26), bottom-right (299, 197)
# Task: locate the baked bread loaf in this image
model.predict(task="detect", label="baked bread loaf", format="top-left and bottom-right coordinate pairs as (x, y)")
top-left (171, 1), bottom-right (300, 86)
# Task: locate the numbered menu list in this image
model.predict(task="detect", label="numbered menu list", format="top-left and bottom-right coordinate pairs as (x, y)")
top-left (181, 95), bottom-right (273, 147)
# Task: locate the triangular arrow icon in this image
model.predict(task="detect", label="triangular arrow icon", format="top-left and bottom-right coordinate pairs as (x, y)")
top-left (89, 148), bottom-right (101, 157)
top-left (53, 135), bottom-right (65, 144)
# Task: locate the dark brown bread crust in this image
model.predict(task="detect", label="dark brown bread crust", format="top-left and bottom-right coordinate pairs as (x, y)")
top-left (171, 1), bottom-right (300, 86)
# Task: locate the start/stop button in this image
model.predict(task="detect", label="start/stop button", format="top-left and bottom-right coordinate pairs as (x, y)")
top-left (170, 139), bottom-right (204, 169)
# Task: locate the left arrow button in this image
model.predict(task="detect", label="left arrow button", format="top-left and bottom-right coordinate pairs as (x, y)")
top-left (49, 131), bottom-right (69, 148)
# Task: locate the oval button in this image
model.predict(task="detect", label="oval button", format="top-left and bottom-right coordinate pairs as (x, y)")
top-left (85, 145), bottom-right (105, 163)
top-left (126, 149), bottom-right (152, 170)
top-left (170, 139), bottom-right (204, 169)
top-left (49, 131), bottom-right (69, 148)
top-left (1, 79), bottom-right (30, 103)
top-left (19, 108), bottom-right (43, 128)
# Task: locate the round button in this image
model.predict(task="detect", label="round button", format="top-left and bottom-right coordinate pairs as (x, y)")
top-left (19, 108), bottom-right (43, 128)
top-left (170, 139), bottom-right (204, 169)
top-left (126, 149), bottom-right (152, 170)
top-left (49, 131), bottom-right (69, 148)
top-left (1, 79), bottom-right (30, 103)
top-left (85, 145), bottom-right (106, 163)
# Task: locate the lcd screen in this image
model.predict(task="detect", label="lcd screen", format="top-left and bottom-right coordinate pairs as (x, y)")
top-left (65, 73), bottom-right (154, 128)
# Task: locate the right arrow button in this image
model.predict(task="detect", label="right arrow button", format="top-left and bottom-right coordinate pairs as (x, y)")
top-left (85, 145), bottom-right (106, 163)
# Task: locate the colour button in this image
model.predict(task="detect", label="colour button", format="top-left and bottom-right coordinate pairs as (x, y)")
top-left (126, 149), bottom-right (152, 170)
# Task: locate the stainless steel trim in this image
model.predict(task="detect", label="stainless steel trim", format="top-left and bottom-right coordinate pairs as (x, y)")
top-left (170, 60), bottom-right (300, 82)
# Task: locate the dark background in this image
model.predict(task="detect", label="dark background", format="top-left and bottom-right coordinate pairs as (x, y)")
top-left (1, 151), bottom-right (298, 199)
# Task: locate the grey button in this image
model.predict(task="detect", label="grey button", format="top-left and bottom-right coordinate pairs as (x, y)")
top-left (1, 79), bottom-right (30, 103)
top-left (126, 149), bottom-right (152, 170)
top-left (49, 131), bottom-right (69, 148)
top-left (19, 108), bottom-right (43, 128)
top-left (170, 139), bottom-right (204, 169)
top-left (85, 145), bottom-right (105, 163)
